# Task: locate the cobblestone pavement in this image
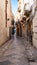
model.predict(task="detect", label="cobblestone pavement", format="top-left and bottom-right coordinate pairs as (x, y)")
top-left (0, 35), bottom-right (37, 65)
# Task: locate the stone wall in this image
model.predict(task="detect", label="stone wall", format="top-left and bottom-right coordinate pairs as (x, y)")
top-left (7, 0), bottom-right (11, 27)
top-left (33, 9), bottom-right (37, 48)
top-left (0, 0), bottom-right (8, 46)
top-left (33, 0), bottom-right (37, 48)
top-left (0, 0), bottom-right (13, 46)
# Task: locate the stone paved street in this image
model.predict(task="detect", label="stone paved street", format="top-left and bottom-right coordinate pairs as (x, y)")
top-left (0, 35), bottom-right (37, 65)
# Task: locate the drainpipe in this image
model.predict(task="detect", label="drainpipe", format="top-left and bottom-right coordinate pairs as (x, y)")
top-left (5, 0), bottom-right (7, 27)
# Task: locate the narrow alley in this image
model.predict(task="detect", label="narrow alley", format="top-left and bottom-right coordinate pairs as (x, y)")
top-left (0, 35), bottom-right (37, 65)
top-left (0, 0), bottom-right (37, 65)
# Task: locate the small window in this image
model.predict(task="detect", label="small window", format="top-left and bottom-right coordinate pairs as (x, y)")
top-left (7, 18), bottom-right (10, 21)
top-left (18, 0), bottom-right (19, 1)
top-left (7, 0), bottom-right (8, 4)
top-left (18, 8), bottom-right (21, 12)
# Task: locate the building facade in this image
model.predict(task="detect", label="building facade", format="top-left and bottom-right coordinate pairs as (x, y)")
top-left (33, 1), bottom-right (37, 48)
top-left (17, 0), bottom-right (37, 48)
top-left (0, 0), bottom-right (13, 46)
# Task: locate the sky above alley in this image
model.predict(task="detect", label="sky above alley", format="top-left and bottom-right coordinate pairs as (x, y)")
top-left (11, 0), bottom-right (18, 15)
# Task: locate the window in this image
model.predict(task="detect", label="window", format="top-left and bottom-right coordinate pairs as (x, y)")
top-left (7, 18), bottom-right (10, 21)
top-left (18, 0), bottom-right (19, 1)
